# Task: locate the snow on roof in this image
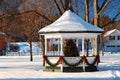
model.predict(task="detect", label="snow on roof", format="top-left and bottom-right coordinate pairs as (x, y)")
top-left (39, 10), bottom-right (103, 34)
top-left (104, 29), bottom-right (120, 37)
top-left (0, 31), bottom-right (6, 35)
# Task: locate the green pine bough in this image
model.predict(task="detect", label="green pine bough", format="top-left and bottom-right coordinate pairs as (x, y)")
top-left (85, 56), bottom-right (99, 66)
top-left (63, 57), bottom-right (82, 67)
top-left (45, 57), bottom-right (60, 68)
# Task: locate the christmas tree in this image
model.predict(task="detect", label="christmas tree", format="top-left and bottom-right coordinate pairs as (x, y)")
top-left (64, 39), bottom-right (79, 57)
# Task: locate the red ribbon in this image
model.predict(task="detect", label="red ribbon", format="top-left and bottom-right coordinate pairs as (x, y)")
top-left (43, 55), bottom-right (46, 66)
top-left (82, 55), bottom-right (86, 64)
top-left (96, 54), bottom-right (100, 64)
top-left (59, 56), bottom-right (63, 64)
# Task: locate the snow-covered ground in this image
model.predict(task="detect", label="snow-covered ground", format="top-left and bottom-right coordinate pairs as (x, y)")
top-left (0, 53), bottom-right (120, 80)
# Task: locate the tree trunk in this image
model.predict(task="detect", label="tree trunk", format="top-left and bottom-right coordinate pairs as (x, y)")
top-left (85, 0), bottom-right (89, 56)
top-left (102, 34), bottom-right (104, 56)
top-left (94, 0), bottom-right (98, 26)
top-left (85, 0), bottom-right (89, 22)
top-left (40, 35), bottom-right (45, 55)
top-left (94, 0), bottom-right (99, 54)
top-left (93, 0), bottom-right (111, 55)
top-left (29, 41), bottom-right (33, 61)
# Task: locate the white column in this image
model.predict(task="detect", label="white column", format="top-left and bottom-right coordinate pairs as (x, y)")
top-left (76, 39), bottom-right (79, 47)
top-left (60, 37), bottom-right (63, 56)
top-left (93, 38), bottom-right (97, 55)
top-left (58, 38), bottom-right (60, 55)
top-left (82, 38), bottom-right (85, 72)
top-left (82, 38), bottom-right (85, 55)
top-left (92, 38), bottom-right (95, 55)
top-left (95, 38), bottom-right (97, 55)
top-left (45, 37), bottom-right (47, 55)
top-left (60, 37), bottom-right (63, 72)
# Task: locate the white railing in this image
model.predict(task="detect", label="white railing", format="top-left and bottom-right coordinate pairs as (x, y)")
top-left (6, 52), bottom-right (41, 56)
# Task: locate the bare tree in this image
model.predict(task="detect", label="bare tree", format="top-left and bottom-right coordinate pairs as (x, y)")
top-left (0, 0), bottom-right (120, 58)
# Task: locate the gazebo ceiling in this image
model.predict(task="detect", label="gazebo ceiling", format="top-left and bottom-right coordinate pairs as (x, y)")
top-left (39, 10), bottom-right (103, 35)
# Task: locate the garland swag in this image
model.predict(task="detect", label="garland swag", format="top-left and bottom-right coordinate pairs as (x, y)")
top-left (85, 54), bottom-right (100, 66)
top-left (44, 54), bottom-right (100, 68)
top-left (63, 57), bottom-right (82, 67)
top-left (45, 56), bottom-right (60, 68)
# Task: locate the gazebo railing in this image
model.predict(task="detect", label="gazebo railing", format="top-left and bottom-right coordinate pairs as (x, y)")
top-left (43, 54), bottom-right (100, 72)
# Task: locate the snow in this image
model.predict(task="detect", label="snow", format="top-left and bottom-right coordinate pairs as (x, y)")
top-left (7, 42), bottom-right (41, 56)
top-left (39, 10), bottom-right (103, 34)
top-left (0, 53), bottom-right (120, 80)
top-left (104, 29), bottom-right (120, 37)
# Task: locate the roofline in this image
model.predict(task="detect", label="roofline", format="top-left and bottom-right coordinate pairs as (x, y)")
top-left (39, 31), bottom-right (103, 34)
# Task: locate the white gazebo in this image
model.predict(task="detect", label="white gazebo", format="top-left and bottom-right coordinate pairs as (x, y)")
top-left (39, 10), bottom-right (103, 72)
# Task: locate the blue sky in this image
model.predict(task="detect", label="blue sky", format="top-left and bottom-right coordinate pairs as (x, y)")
top-left (76, 0), bottom-right (120, 21)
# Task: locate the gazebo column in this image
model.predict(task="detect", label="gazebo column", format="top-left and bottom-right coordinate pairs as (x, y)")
top-left (60, 37), bottom-right (63, 56)
top-left (76, 39), bottom-right (79, 48)
top-left (82, 38), bottom-right (85, 55)
top-left (60, 37), bottom-right (63, 72)
top-left (45, 36), bottom-right (47, 55)
top-left (95, 37), bottom-right (98, 55)
top-left (93, 38), bottom-right (97, 55)
top-left (82, 38), bottom-right (86, 72)
top-left (58, 38), bottom-right (60, 55)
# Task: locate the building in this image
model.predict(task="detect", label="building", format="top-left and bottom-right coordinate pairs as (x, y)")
top-left (0, 32), bottom-right (6, 55)
top-left (104, 29), bottom-right (120, 52)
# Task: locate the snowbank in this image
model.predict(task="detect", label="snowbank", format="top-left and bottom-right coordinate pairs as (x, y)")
top-left (0, 53), bottom-right (120, 80)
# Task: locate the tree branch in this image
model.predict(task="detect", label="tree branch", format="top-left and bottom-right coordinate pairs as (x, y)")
top-left (98, 0), bottom-right (111, 15)
top-left (60, 0), bottom-right (65, 11)
top-left (102, 7), bottom-right (120, 27)
top-left (53, 0), bottom-right (63, 15)
top-left (75, 0), bottom-right (78, 15)
top-left (0, 10), bottom-right (53, 23)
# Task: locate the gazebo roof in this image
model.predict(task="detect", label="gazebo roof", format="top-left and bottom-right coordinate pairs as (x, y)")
top-left (39, 10), bottom-right (103, 34)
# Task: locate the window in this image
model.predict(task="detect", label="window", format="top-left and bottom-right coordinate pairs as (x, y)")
top-left (117, 45), bottom-right (120, 47)
top-left (109, 36), bottom-right (115, 40)
top-left (117, 36), bottom-right (120, 40)
top-left (107, 45), bottom-right (115, 47)
top-left (46, 38), bottom-right (61, 56)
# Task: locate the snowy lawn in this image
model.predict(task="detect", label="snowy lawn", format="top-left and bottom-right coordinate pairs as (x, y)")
top-left (0, 54), bottom-right (120, 80)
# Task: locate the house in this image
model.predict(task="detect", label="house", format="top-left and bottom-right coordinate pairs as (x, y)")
top-left (104, 29), bottom-right (120, 52)
top-left (0, 32), bottom-right (6, 55)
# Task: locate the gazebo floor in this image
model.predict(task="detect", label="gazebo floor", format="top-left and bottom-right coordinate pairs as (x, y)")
top-left (43, 66), bottom-right (98, 72)
top-left (63, 66), bottom-right (98, 72)
top-left (63, 67), bottom-right (83, 72)
top-left (43, 66), bottom-right (61, 72)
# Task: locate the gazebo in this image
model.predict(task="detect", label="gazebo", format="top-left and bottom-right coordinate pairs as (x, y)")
top-left (39, 10), bottom-right (103, 72)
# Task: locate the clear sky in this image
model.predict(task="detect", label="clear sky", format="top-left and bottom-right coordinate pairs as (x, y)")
top-left (77, 0), bottom-right (120, 21)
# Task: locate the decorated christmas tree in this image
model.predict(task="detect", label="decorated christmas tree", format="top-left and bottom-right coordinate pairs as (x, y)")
top-left (64, 39), bottom-right (79, 57)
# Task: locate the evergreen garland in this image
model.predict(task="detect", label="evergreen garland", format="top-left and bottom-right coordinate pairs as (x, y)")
top-left (63, 57), bottom-right (82, 67)
top-left (45, 57), bottom-right (60, 68)
top-left (85, 55), bottom-right (99, 66)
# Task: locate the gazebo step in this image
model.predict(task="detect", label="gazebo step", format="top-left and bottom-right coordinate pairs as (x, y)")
top-left (63, 67), bottom-right (83, 72)
top-left (43, 66), bottom-right (61, 72)
top-left (63, 66), bottom-right (98, 72)
top-left (85, 66), bottom-right (98, 72)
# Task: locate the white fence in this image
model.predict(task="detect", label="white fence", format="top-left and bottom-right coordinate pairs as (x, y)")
top-left (6, 52), bottom-right (41, 56)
